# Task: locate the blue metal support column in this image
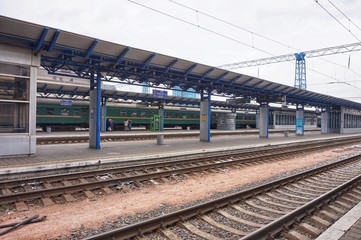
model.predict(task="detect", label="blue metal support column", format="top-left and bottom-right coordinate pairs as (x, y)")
top-left (295, 105), bottom-right (305, 136)
top-left (259, 103), bottom-right (269, 138)
top-left (294, 52), bottom-right (307, 90)
top-left (95, 71), bottom-right (101, 149)
top-left (200, 89), bottom-right (211, 142)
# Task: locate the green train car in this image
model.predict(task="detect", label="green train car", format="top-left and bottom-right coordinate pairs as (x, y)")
top-left (36, 99), bottom-right (256, 131)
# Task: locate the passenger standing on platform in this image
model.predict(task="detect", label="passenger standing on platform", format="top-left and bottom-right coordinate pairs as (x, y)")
top-left (109, 119), bottom-right (114, 131)
top-left (124, 119), bottom-right (128, 131)
top-left (128, 119), bottom-right (132, 131)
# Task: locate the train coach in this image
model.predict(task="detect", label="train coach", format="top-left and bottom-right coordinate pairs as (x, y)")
top-left (36, 99), bottom-right (257, 131)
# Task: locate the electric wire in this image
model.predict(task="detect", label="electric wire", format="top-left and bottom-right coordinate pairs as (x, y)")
top-left (127, 0), bottom-right (275, 57)
top-left (327, 0), bottom-right (361, 31)
top-left (169, 0), bottom-right (361, 83)
top-left (315, 0), bottom-right (360, 41)
top-left (129, 0), bottom-right (361, 92)
top-left (169, 0), bottom-right (297, 51)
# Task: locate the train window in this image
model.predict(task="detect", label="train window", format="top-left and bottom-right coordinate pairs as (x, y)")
top-left (183, 115), bottom-right (187, 118)
top-left (81, 109), bottom-right (87, 116)
top-left (74, 109), bottom-right (79, 116)
top-left (190, 114), bottom-right (193, 118)
top-left (166, 113), bottom-right (172, 118)
top-left (61, 108), bottom-right (69, 116)
top-left (46, 108), bottom-right (55, 115)
top-left (131, 112), bottom-right (137, 117)
top-left (141, 112), bottom-right (146, 117)
top-left (175, 113), bottom-right (179, 118)
top-left (120, 111), bottom-right (127, 116)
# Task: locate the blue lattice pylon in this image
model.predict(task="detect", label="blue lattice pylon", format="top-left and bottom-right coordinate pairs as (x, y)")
top-left (294, 52), bottom-right (307, 90)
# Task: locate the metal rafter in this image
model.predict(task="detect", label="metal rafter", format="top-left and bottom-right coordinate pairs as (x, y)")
top-left (34, 27), bottom-right (49, 55)
top-left (85, 39), bottom-right (99, 60)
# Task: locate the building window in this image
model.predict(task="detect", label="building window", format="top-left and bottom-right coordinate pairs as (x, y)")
top-left (0, 63), bottom-right (30, 133)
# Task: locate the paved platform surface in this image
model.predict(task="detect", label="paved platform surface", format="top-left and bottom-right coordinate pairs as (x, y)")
top-left (0, 131), bottom-right (358, 173)
top-left (316, 201), bottom-right (361, 240)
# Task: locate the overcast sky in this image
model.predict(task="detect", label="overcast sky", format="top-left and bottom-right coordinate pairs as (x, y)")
top-left (1, 0), bottom-right (361, 102)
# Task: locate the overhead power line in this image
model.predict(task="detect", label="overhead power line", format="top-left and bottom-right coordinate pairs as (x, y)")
top-left (327, 0), bottom-right (361, 31)
top-left (315, 0), bottom-right (361, 41)
top-left (169, 0), bottom-right (297, 51)
top-left (128, 0), bottom-right (275, 57)
top-left (169, 0), bottom-right (361, 82)
top-left (129, 0), bottom-right (361, 91)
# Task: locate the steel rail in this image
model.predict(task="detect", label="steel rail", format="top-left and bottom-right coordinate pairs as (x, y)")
top-left (0, 137), bottom-right (359, 204)
top-left (84, 153), bottom-right (361, 240)
top-left (0, 137), bottom-right (358, 204)
top-left (241, 174), bottom-right (361, 240)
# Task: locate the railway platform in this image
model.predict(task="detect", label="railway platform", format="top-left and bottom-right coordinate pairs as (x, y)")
top-left (316, 201), bottom-right (361, 240)
top-left (1, 131), bottom-right (361, 240)
top-left (35, 128), bottom-right (319, 141)
top-left (0, 130), bottom-right (357, 173)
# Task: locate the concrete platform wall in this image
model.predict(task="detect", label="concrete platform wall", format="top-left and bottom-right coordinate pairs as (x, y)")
top-left (0, 44), bottom-right (39, 156)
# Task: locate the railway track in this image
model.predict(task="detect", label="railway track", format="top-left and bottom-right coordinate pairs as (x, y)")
top-left (0, 136), bottom-right (360, 213)
top-left (36, 129), bottom-right (320, 145)
top-left (84, 152), bottom-right (361, 240)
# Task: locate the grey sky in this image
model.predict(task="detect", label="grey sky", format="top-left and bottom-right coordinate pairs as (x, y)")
top-left (1, 0), bottom-right (360, 102)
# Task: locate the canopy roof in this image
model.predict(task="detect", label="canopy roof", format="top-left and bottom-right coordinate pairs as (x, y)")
top-left (1, 15), bottom-right (361, 110)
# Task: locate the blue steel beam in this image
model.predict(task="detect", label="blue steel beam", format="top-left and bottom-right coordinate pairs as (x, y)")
top-left (215, 72), bottom-right (228, 83)
top-left (241, 77), bottom-right (255, 86)
top-left (143, 53), bottom-right (156, 67)
top-left (261, 82), bottom-right (274, 90)
top-left (85, 39), bottom-right (99, 60)
top-left (252, 80), bottom-right (265, 88)
top-left (165, 59), bottom-right (178, 72)
top-left (230, 76), bottom-right (241, 83)
top-left (184, 64), bottom-right (198, 76)
top-left (34, 27), bottom-right (49, 55)
top-left (115, 47), bottom-right (130, 65)
top-left (201, 68), bottom-right (214, 79)
top-left (48, 29), bottom-right (60, 51)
